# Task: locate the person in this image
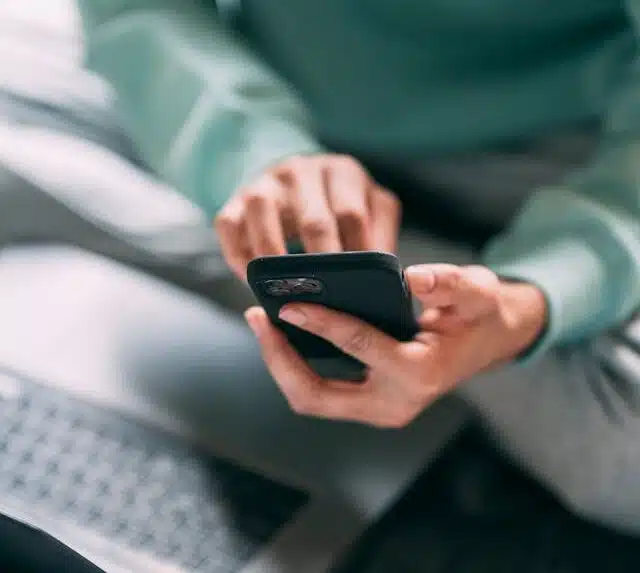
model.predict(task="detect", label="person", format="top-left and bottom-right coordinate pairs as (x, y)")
top-left (77, 0), bottom-right (640, 534)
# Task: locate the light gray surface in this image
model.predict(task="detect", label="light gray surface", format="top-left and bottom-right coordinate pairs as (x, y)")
top-left (0, 242), bottom-right (467, 573)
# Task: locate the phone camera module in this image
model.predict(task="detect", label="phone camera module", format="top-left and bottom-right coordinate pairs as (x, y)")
top-left (291, 281), bottom-right (306, 294)
top-left (264, 279), bottom-right (290, 296)
top-left (298, 278), bottom-right (323, 294)
top-left (263, 278), bottom-right (324, 296)
top-left (289, 278), bottom-right (324, 295)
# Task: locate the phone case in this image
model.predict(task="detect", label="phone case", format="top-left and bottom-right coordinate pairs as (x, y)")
top-left (247, 251), bottom-right (418, 382)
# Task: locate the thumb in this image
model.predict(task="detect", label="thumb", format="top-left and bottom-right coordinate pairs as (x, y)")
top-left (406, 264), bottom-right (499, 320)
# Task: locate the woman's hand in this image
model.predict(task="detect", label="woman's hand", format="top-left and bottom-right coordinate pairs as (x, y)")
top-left (245, 264), bottom-right (547, 428)
top-left (215, 154), bottom-right (401, 280)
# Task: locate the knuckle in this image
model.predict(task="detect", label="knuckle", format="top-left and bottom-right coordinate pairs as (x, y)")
top-left (281, 155), bottom-right (311, 173)
top-left (335, 207), bottom-right (367, 228)
top-left (377, 187), bottom-right (400, 206)
top-left (467, 265), bottom-right (498, 280)
top-left (243, 191), bottom-right (267, 208)
top-left (243, 186), bottom-right (272, 206)
top-left (375, 188), bottom-right (402, 215)
top-left (214, 210), bottom-right (240, 232)
top-left (333, 154), bottom-right (365, 173)
top-left (342, 326), bottom-right (374, 355)
top-left (465, 265), bottom-right (501, 293)
top-left (288, 393), bottom-right (318, 417)
top-left (300, 216), bottom-right (332, 239)
top-left (438, 267), bottom-right (463, 290)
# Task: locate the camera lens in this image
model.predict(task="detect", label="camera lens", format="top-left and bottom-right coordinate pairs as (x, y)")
top-left (301, 279), bottom-right (323, 294)
top-left (263, 278), bottom-right (324, 296)
top-left (264, 280), bottom-right (290, 296)
top-left (291, 281), bottom-right (307, 294)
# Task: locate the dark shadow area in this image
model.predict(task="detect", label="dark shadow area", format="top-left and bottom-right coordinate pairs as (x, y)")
top-left (334, 424), bottom-right (640, 572)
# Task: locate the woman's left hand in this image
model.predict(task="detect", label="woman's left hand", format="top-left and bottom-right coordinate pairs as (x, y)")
top-left (245, 264), bottom-right (547, 428)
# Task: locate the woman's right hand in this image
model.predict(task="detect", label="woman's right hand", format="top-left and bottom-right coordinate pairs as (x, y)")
top-left (214, 154), bottom-right (401, 280)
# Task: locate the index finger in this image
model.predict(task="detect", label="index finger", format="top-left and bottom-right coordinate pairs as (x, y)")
top-left (281, 158), bottom-right (342, 253)
top-left (244, 307), bottom-right (368, 422)
top-left (244, 175), bottom-right (288, 258)
top-left (326, 158), bottom-right (372, 251)
top-left (214, 198), bottom-right (252, 280)
top-left (370, 188), bottom-right (401, 253)
top-left (278, 303), bottom-right (402, 372)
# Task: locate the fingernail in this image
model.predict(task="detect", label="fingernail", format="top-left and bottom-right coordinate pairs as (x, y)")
top-left (407, 267), bottom-right (435, 292)
top-left (279, 306), bottom-right (307, 326)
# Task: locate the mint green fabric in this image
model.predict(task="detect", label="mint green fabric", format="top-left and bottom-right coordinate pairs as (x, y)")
top-left (77, 0), bottom-right (640, 356)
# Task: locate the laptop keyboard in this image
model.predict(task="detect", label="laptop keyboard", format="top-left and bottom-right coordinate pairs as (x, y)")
top-left (0, 372), bottom-right (309, 572)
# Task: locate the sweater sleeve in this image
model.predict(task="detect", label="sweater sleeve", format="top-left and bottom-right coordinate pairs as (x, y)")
top-left (483, 1), bottom-right (640, 359)
top-left (77, 0), bottom-right (323, 218)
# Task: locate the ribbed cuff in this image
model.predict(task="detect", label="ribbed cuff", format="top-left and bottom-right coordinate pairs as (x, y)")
top-left (484, 237), bottom-right (609, 362)
top-left (205, 118), bottom-right (324, 218)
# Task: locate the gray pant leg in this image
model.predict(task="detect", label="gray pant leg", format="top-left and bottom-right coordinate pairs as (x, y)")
top-left (458, 322), bottom-right (640, 535)
top-left (396, 128), bottom-right (640, 535)
top-left (401, 221), bottom-right (640, 536)
top-left (0, 12), bottom-right (251, 313)
top-left (0, 162), bottom-right (247, 312)
top-left (0, 106), bottom-right (252, 313)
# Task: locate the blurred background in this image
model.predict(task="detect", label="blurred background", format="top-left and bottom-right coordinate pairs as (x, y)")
top-left (2, 2), bottom-right (640, 573)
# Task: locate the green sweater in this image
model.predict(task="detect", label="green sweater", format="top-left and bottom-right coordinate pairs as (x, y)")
top-left (78, 0), bottom-right (640, 358)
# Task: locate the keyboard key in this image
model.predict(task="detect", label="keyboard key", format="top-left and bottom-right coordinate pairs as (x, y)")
top-left (0, 375), bottom-right (309, 572)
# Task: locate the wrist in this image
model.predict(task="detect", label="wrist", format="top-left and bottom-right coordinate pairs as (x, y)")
top-left (496, 280), bottom-right (548, 361)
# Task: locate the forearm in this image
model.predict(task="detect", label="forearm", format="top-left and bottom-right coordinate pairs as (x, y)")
top-left (77, 0), bottom-right (322, 216)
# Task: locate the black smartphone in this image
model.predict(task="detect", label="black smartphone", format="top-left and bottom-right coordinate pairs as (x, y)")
top-left (247, 251), bottom-right (418, 382)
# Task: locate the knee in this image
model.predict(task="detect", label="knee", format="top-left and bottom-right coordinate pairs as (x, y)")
top-left (551, 468), bottom-right (614, 525)
top-left (458, 323), bottom-right (640, 533)
top-left (533, 437), bottom-right (640, 535)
